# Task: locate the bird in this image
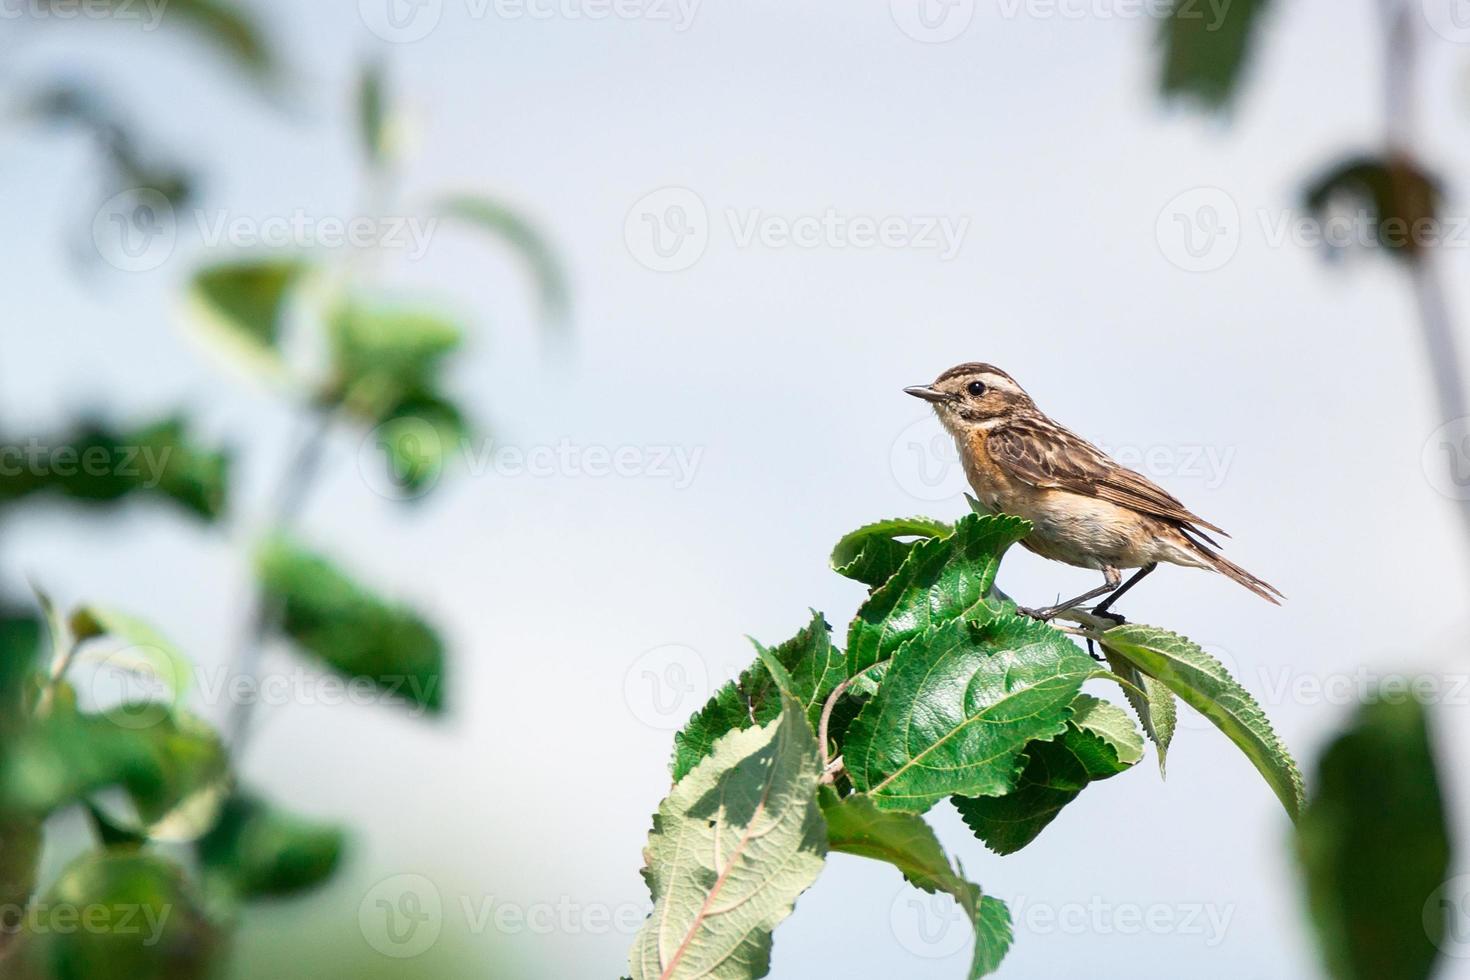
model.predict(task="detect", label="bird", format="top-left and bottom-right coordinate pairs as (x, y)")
top-left (904, 362), bottom-right (1282, 621)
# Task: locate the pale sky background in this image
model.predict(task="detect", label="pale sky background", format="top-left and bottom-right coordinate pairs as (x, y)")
top-left (4, 1), bottom-right (1470, 977)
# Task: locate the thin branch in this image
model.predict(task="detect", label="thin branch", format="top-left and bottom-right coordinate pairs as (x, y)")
top-left (224, 405), bottom-right (334, 751)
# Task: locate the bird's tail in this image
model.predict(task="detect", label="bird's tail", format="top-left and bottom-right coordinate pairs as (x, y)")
top-left (1183, 534), bottom-right (1285, 605)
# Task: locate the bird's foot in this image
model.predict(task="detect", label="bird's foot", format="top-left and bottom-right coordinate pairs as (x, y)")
top-left (1088, 607), bottom-right (1128, 628)
top-left (1085, 638), bottom-right (1105, 663)
top-left (1019, 605), bottom-right (1059, 622)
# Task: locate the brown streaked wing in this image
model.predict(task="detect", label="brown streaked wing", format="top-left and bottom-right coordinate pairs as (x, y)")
top-left (988, 417), bottom-right (1229, 537)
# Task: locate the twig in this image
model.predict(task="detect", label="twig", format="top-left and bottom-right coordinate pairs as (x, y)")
top-left (225, 405), bottom-right (334, 751)
top-left (817, 675), bottom-right (857, 772)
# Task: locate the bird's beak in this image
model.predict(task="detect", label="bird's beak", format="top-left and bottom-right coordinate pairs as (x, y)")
top-left (904, 385), bottom-right (949, 404)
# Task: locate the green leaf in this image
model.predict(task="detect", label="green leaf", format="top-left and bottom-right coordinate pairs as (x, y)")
top-left (358, 61), bottom-right (388, 166)
top-left (1296, 696), bottom-right (1451, 980)
top-left (846, 513), bottom-right (1029, 677)
top-left (255, 535), bottom-right (445, 714)
top-left (1104, 649), bottom-right (1177, 775)
top-left (1157, 0), bottom-right (1272, 110)
top-left (157, 0), bottom-right (278, 81)
top-left (830, 517), bottom-right (953, 589)
top-left (69, 607), bottom-right (193, 703)
top-left (197, 793), bottom-right (346, 901)
top-left (954, 694), bottom-right (1141, 855)
top-left (845, 615), bottom-right (1099, 812)
top-left (0, 416), bottom-right (231, 522)
top-left (187, 259), bottom-right (306, 373)
top-left (820, 788), bottom-right (1012, 977)
top-left (24, 849), bottom-right (220, 980)
top-left (0, 703), bottom-right (228, 837)
top-left (1102, 624), bottom-right (1303, 820)
top-left (438, 195), bottom-right (570, 327)
top-left (670, 612), bottom-right (842, 781)
top-left (631, 697), bottom-right (826, 980)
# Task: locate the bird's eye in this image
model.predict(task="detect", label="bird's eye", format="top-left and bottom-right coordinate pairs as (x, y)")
top-left (967, 381), bottom-right (987, 397)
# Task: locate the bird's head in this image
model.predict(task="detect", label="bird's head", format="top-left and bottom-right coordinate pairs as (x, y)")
top-left (904, 363), bottom-right (1035, 432)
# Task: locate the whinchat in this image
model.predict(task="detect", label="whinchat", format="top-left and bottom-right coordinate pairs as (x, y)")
top-left (906, 362), bottom-right (1282, 620)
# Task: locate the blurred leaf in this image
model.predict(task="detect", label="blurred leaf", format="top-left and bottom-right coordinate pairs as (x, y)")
top-left (187, 259), bottom-right (307, 373)
top-left (845, 616), bottom-right (1098, 812)
top-left (0, 416), bottom-right (230, 521)
top-left (1157, 0), bottom-right (1272, 110)
top-left (830, 517), bottom-right (953, 589)
top-left (255, 535), bottom-right (445, 714)
top-left (1102, 624), bottom-right (1303, 820)
top-left (0, 702), bottom-right (228, 835)
top-left (197, 793), bottom-right (345, 902)
top-left (0, 816), bottom-right (43, 960)
top-left (159, 0), bottom-right (276, 78)
top-left (0, 608), bottom-right (45, 727)
top-left (821, 788), bottom-right (1012, 977)
top-left (953, 694), bottom-right (1141, 855)
top-left (438, 195), bottom-right (570, 327)
top-left (1105, 649), bottom-right (1177, 775)
top-left (70, 607), bottom-right (193, 703)
top-left (358, 61), bottom-right (389, 166)
top-left (1296, 696), bottom-right (1451, 980)
top-left (328, 300), bottom-right (461, 417)
top-left (1303, 156), bottom-right (1440, 262)
top-left (630, 698), bottom-right (826, 980)
top-left (846, 513), bottom-right (1029, 677)
top-left (24, 849), bottom-right (220, 980)
top-left (670, 611), bottom-right (843, 781)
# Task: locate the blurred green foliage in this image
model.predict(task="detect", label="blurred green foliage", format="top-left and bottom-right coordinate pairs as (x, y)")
top-left (1296, 695), bottom-right (1452, 980)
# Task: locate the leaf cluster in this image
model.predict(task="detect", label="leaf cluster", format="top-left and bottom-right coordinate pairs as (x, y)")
top-left (630, 512), bottom-right (1305, 978)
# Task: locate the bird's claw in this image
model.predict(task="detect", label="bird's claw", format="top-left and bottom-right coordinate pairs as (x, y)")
top-left (1019, 606), bottom-right (1056, 622)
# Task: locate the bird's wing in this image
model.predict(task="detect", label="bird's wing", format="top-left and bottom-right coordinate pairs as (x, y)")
top-left (988, 417), bottom-right (1229, 537)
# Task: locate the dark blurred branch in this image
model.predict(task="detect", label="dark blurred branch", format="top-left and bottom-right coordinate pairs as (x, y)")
top-left (1378, 0), bottom-right (1470, 555)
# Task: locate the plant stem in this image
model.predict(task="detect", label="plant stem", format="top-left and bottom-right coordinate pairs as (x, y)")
top-left (1379, 0), bottom-right (1470, 557)
top-left (224, 406), bottom-right (333, 751)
